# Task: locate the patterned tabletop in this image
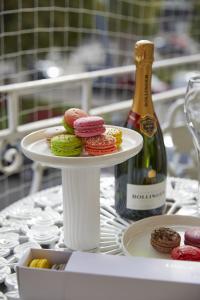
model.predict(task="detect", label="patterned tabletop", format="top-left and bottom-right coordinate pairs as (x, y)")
top-left (0, 175), bottom-right (198, 299)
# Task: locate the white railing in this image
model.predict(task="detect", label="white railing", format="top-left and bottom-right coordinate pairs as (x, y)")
top-left (1, 53), bottom-right (200, 142)
top-left (0, 53), bottom-right (200, 177)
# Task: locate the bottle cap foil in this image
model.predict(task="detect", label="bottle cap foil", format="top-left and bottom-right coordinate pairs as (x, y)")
top-left (135, 40), bottom-right (154, 64)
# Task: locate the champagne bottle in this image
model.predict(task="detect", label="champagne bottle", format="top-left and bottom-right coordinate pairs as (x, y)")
top-left (115, 40), bottom-right (167, 221)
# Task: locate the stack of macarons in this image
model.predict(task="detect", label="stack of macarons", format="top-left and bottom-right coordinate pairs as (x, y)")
top-left (45, 107), bottom-right (123, 157)
top-left (28, 258), bottom-right (66, 271)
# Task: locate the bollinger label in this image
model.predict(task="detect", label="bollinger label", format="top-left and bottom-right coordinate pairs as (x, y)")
top-left (140, 114), bottom-right (157, 137)
top-left (126, 180), bottom-right (166, 210)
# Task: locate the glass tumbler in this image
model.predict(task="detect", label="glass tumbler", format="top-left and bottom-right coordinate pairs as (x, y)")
top-left (184, 75), bottom-right (200, 215)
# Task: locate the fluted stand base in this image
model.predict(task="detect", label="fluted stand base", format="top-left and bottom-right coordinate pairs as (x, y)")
top-left (62, 167), bottom-right (100, 251)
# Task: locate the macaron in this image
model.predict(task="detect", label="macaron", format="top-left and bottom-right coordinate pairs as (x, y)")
top-left (74, 116), bottom-right (105, 138)
top-left (171, 245), bottom-right (200, 261)
top-left (51, 263), bottom-right (66, 271)
top-left (150, 227), bottom-right (181, 254)
top-left (85, 135), bottom-right (117, 156)
top-left (63, 108), bottom-right (88, 133)
top-left (105, 127), bottom-right (122, 148)
top-left (62, 118), bottom-right (74, 134)
top-left (44, 127), bottom-right (66, 147)
top-left (29, 258), bottom-right (40, 268)
top-left (184, 227), bottom-right (200, 248)
top-left (51, 134), bottom-right (82, 157)
top-left (29, 258), bottom-right (51, 269)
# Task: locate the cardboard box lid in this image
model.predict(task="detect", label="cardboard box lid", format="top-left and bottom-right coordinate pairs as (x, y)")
top-left (66, 251), bottom-right (200, 285)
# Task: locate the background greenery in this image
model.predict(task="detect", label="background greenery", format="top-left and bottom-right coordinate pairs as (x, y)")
top-left (2, 0), bottom-right (162, 67)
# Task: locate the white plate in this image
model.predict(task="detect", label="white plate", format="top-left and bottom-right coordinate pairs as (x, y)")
top-left (122, 215), bottom-right (200, 260)
top-left (21, 125), bottom-right (143, 168)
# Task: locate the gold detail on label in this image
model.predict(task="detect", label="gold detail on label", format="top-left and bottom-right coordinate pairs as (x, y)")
top-left (148, 169), bottom-right (156, 178)
top-left (140, 114), bottom-right (157, 137)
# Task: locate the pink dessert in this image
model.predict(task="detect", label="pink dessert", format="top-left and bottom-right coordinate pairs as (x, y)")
top-left (74, 116), bottom-right (105, 137)
top-left (184, 227), bottom-right (200, 248)
top-left (64, 108), bottom-right (87, 127)
top-left (171, 245), bottom-right (200, 261)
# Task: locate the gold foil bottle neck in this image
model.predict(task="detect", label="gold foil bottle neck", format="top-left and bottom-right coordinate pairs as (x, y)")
top-left (135, 40), bottom-right (154, 64)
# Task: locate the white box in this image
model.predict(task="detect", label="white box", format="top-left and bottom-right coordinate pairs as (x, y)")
top-left (17, 248), bottom-right (200, 300)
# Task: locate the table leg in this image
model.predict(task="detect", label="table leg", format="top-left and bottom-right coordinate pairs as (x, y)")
top-left (62, 167), bottom-right (100, 250)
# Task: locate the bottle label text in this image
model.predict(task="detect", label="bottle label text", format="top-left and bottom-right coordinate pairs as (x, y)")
top-left (126, 180), bottom-right (166, 210)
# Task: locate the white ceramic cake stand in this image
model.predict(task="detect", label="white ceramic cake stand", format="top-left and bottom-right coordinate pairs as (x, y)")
top-left (21, 125), bottom-right (143, 251)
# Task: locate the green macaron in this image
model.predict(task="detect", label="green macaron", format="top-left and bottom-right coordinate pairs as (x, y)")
top-left (62, 118), bottom-right (74, 134)
top-left (50, 134), bottom-right (82, 157)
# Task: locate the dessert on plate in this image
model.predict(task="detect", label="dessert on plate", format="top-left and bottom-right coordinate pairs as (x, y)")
top-left (184, 227), bottom-right (200, 248)
top-left (51, 134), bottom-right (82, 157)
top-left (74, 116), bottom-right (105, 138)
top-left (105, 127), bottom-right (122, 148)
top-left (29, 258), bottom-right (51, 269)
top-left (47, 107), bottom-right (123, 157)
top-left (63, 108), bottom-right (88, 134)
top-left (171, 245), bottom-right (200, 261)
top-left (85, 135), bottom-right (117, 156)
top-left (150, 227), bottom-right (181, 254)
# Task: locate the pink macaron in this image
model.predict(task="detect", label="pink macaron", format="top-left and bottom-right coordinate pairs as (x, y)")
top-left (74, 116), bottom-right (105, 138)
top-left (184, 227), bottom-right (200, 248)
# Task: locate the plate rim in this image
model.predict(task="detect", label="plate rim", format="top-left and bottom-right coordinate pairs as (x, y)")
top-left (21, 125), bottom-right (143, 168)
top-left (122, 214), bottom-right (200, 257)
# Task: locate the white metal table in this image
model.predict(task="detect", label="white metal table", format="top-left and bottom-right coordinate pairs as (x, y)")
top-left (0, 175), bottom-right (198, 299)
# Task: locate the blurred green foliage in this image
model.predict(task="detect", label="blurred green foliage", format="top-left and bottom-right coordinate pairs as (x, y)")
top-left (190, 0), bottom-right (200, 43)
top-left (109, 0), bottom-right (162, 37)
top-left (2, 0), bottom-right (96, 59)
top-left (2, 0), bottom-right (161, 59)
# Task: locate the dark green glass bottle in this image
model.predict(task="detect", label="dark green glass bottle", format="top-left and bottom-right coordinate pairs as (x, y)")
top-left (115, 40), bottom-right (167, 221)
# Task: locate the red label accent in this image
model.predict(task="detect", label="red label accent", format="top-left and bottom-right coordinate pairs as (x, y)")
top-left (126, 111), bottom-right (140, 130)
top-left (127, 111), bottom-right (157, 137)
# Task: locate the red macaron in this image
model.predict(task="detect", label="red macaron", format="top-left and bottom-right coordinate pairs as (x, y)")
top-left (85, 135), bottom-right (117, 156)
top-left (184, 227), bottom-right (200, 248)
top-left (171, 245), bottom-right (200, 261)
top-left (74, 116), bottom-right (105, 138)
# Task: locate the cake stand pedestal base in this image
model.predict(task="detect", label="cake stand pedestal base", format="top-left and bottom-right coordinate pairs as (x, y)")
top-left (21, 125), bottom-right (143, 251)
top-left (62, 167), bottom-right (100, 250)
